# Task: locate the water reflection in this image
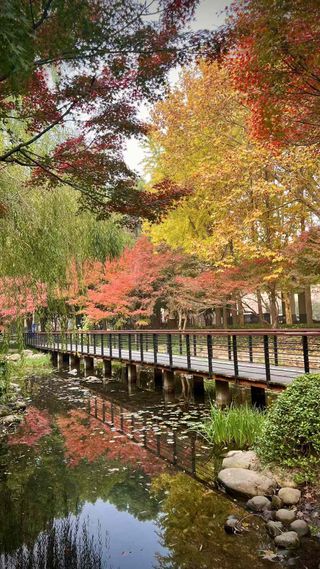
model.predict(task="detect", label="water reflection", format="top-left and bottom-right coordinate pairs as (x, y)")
top-left (0, 374), bottom-right (319, 568)
top-left (0, 515), bottom-right (108, 569)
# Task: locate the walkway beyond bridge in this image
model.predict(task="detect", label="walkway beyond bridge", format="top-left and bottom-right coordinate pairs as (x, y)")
top-left (25, 328), bottom-right (320, 389)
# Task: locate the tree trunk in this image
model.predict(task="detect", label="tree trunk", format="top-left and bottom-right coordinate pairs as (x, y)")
top-left (269, 287), bottom-right (278, 328)
top-left (282, 291), bottom-right (293, 325)
top-left (215, 306), bottom-right (223, 328)
top-left (305, 286), bottom-right (313, 326)
top-left (222, 305), bottom-right (228, 329)
top-left (298, 286), bottom-right (313, 325)
top-left (231, 304), bottom-right (238, 327)
top-left (237, 296), bottom-right (245, 327)
top-left (257, 290), bottom-right (264, 325)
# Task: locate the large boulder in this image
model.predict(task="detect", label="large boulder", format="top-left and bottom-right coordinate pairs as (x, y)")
top-left (22, 349), bottom-right (34, 357)
top-left (274, 531), bottom-right (300, 549)
top-left (278, 487), bottom-right (301, 506)
top-left (29, 353), bottom-right (45, 359)
top-left (6, 353), bottom-right (21, 362)
top-left (217, 468), bottom-right (276, 498)
top-left (222, 450), bottom-right (260, 470)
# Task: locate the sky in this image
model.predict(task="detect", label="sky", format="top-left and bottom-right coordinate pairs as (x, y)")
top-left (124, 0), bottom-right (231, 176)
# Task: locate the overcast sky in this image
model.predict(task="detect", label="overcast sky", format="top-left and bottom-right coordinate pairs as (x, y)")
top-left (124, 0), bottom-right (231, 176)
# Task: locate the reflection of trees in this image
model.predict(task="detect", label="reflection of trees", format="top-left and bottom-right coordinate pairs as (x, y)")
top-left (0, 408), bottom-right (162, 555)
top-left (152, 474), bottom-right (270, 569)
top-left (0, 514), bottom-right (108, 569)
top-left (57, 408), bottom-right (167, 477)
top-left (8, 406), bottom-right (52, 446)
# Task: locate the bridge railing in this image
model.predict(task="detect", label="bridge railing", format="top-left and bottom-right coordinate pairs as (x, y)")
top-left (25, 328), bottom-right (320, 386)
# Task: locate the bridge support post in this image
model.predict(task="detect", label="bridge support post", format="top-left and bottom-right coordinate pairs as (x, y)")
top-left (192, 375), bottom-right (205, 398)
top-left (251, 386), bottom-right (266, 409)
top-left (163, 370), bottom-right (175, 393)
top-left (56, 352), bottom-right (69, 370)
top-left (69, 353), bottom-right (80, 372)
top-left (121, 365), bottom-right (128, 382)
top-left (103, 360), bottom-right (112, 377)
top-left (83, 356), bottom-right (94, 376)
top-left (154, 368), bottom-right (163, 389)
top-left (51, 351), bottom-right (58, 367)
top-left (56, 352), bottom-right (64, 370)
top-left (127, 363), bottom-right (137, 383)
top-left (215, 379), bottom-right (231, 408)
top-left (180, 375), bottom-right (190, 400)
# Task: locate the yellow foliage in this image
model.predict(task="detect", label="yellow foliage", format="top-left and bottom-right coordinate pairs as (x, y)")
top-left (144, 61), bottom-right (320, 287)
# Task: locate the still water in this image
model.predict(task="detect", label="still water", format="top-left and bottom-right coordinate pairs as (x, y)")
top-left (0, 371), bottom-right (319, 569)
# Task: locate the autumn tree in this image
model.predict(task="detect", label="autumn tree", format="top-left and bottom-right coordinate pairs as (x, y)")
top-left (80, 236), bottom-right (178, 327)
top-left (0, 0), bottom-right (204, 220)
top-left (0, 163), bottom-right (132, 330)
top-left (224, 0), bottom-right (320, 146)
top-left (144, 61), bottom-right (319, 325)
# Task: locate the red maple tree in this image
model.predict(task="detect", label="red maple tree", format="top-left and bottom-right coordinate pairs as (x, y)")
top-left (224, 0), bottom-right (320, 146)
top-left (82, 236), bottom-right (180, 326)
top-left (0, 1), bottom-right (201, 219)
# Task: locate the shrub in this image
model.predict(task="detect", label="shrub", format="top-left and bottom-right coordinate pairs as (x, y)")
top-left (196, 404), bottom-right (265, 450)
top-left (256, 374), bottom-right (320, 472)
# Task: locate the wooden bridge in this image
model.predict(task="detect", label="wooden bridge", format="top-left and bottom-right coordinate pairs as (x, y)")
top-left (25, 329), bottom-right (320, 396)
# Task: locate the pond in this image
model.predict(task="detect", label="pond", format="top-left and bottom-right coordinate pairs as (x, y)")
top-left (0, 370), bottom-right (319, 569)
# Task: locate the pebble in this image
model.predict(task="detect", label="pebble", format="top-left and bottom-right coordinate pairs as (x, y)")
top-left (247, 496), bottom-right (271, 512)
top-left (289, 519), bottom-right (310, 537)
top-left (266, 520), bottom-right (283, 538)
top-left (275, 509), bottom-right (296, 524)
top-left (224, 515), bottom-right (242, 535)
top-left (271, 495), bottom-right (283, 510)
top-left (278, 488), bottom-right (301, 506)
top-left (274, 531), bottom-right (300, 549)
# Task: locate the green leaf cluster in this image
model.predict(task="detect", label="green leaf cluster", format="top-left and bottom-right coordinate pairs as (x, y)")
top-left (256, 374), bottom-right (320, 479)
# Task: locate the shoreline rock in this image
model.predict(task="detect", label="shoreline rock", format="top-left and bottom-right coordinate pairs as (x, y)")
top-left (274, 531), bottom-right (300, 549)
top-left (218, 467), bottom-right (276, 497)
top-left (222, 450), bottom-right (260, 470)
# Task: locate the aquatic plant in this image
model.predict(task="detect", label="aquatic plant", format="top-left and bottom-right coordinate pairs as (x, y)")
top-left (195, 404), bottom-right (266, 450)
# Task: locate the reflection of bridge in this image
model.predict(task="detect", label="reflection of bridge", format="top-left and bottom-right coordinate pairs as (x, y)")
top-left (25, 329), bottom-right (320, 403)
top-left (86, 394), bottom-right (213, 485)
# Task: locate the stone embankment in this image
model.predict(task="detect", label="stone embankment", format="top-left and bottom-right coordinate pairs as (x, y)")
top-left (218, 450), bottom-right (312, 552)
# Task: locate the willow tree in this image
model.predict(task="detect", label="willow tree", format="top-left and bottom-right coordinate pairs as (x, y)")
top-left (0, 163), bottom-right (131, 332)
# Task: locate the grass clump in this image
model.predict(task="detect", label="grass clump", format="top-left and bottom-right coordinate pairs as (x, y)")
top-left (9, 353), bottom-right (53, 379)
top-left (196, 403), bottom-right (265, 450)
top-left (256, 374), bottom-right (320, 482)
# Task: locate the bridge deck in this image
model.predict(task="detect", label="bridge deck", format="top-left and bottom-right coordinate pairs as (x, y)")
top-left (45, 341), bottom-right (308, 387)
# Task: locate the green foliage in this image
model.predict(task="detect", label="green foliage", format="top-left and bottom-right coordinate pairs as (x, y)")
top-left (256, 374), bottom-right (320, 478)
top-left (16, 354), bottom-right (53, 377)
top-left (196, 403), bottom-right (265, 450)
top-left (0, 172), bottom-right (130, 287)
top-left (0, 361), bottom-right (10, 399)
top-left (0, 353), bottom-right (53, 403)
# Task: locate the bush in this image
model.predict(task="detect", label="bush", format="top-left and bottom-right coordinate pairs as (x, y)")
top-left (196, 404), bottom-right (265, 450)
top-left (256, 374), bottom-right (320, 472)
